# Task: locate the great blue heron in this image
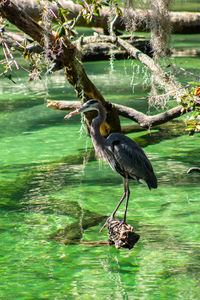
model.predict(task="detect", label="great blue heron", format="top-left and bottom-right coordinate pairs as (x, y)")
top-left (65, 99), bottom-right (157, 231)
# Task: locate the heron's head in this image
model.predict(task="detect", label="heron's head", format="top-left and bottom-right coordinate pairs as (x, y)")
top-left (64, 99), bottom-right (100, 119)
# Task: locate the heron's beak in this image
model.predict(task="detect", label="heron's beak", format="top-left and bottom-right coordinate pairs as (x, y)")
top-left (64, 104), bottom-right (89, 119)
top-left (64, 109), bottom-right (80, 119)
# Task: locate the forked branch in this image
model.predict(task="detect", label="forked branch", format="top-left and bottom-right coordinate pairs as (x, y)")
top-left (47, 100), bottom-right (186, 131)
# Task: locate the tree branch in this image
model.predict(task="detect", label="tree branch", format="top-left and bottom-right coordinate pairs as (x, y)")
top-left (0, 0), bottom-right (121, 136)
top-left (11, 0), bottom-right (200, 34)
top-left (78, 34), bottom-right (181, 94)
top-left (116, 37), bottom-right (178, 93)
top-left (0, 1), bottom-right (192, 135)
top-left (0, 0), bottom-right (74, 66)
top-left (47, 100), bottom-right (186, 130)
top-left (1, 31), bottom-right (152, 62)
top-left (0, 0), bottom-right (52, 46)
top-left (114, 103), bottom-right (185, 128)
top-left (78, 35), bottom-right (152, 61)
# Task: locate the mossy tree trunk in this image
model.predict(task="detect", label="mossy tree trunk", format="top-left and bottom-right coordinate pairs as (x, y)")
top-left (0, 0), bottom-right (120, 136)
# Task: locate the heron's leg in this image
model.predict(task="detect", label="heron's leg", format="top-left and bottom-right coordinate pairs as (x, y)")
top-left (99, 178), bottom-right (127, 232)
top-left (123, 178), bottom-right (130, 224)
top-left (110, 190), bottom-right (126, 219)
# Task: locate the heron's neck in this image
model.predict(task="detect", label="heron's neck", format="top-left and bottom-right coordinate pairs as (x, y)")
top-left (90, 105), bottom-right (106, 150)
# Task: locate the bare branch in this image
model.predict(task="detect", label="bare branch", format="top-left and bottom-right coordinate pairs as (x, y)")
top-left (47, 100), bottom-right (186, 129)
top-left (114, 103), bottom-right (185, 128)
top-left (47, 100), bottom-right (80, 111)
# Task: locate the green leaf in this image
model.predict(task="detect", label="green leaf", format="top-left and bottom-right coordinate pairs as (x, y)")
top-left (188, 82), bottom-right (200, 86)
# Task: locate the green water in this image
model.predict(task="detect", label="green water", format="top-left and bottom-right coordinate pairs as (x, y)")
top-left (0, 52), bottom-right (200, 300)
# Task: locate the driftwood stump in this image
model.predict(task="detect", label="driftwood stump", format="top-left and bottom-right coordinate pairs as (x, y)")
top-left (107, 219), bottom-right (140, 250)
top-left (187, 167), bottom-right (200, 174)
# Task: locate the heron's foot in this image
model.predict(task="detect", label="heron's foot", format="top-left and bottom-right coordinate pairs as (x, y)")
top-left (99, 216), bottom-right (114, 232)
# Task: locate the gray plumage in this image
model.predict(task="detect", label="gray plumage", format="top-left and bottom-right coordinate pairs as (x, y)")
top-left (65, 99), bottom-right (157, 230)
top-left (106, 133), bottom-right (157, 189)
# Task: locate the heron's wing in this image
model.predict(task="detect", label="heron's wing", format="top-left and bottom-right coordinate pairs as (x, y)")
top-left (107, 133), bottom-right (157, 188)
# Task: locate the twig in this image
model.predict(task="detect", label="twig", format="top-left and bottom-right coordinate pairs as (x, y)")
top-left (2, 42), bottom-right (11, 70)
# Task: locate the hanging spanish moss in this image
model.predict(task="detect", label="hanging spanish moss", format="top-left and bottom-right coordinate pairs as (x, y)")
top-left (148, 0), bottom-right (172, 108)
top-left (123, 0), bottom-right (150, 33)
top-left (107, 2), bottom-right (118, 73)
top-left (148, 77), bottom-right (171, 109)
top-left (123, 0), bottom-right (136, 32)
top-left (42, 1), bottom-right (57, 71)
top-left (150, 0), bottom-right (171, 59)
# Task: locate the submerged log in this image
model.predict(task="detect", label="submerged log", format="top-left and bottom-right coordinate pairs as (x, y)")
top-left (81, 37), bottom-right (152, 61)
top-left (11, 0), bottom-right (200, 34)
top-left (49, 209), bottom-right (106, 245)
top-left (1, 31), bottom-right (153, 61)
top-left (3, 31), bottom-right (199, 67)
top-left (49, 214), bottom-right (140, 250)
